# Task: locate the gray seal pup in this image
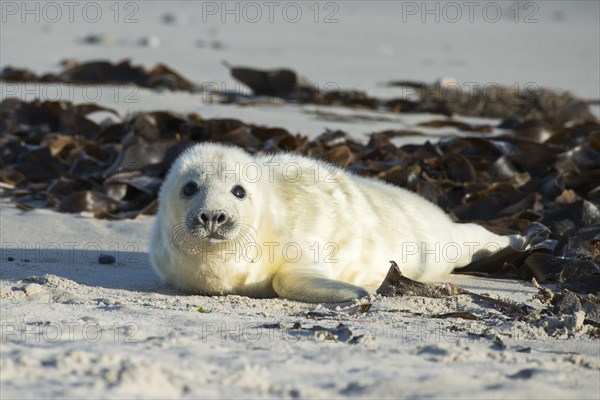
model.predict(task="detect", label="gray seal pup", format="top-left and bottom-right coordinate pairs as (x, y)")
top-left (150, 143), bottom-right (516, 303)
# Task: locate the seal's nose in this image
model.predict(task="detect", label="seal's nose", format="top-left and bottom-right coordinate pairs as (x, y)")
top-left (198, 210), bottom-right (228, 232)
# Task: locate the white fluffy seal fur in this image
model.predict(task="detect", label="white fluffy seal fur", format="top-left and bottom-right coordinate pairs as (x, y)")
top-left (150, 143), bottom-right (515, 303)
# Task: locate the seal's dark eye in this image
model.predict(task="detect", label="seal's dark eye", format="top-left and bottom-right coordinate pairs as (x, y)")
top-left (231, 185), bottom-right (246, 199)
top-left (182, 182), bottom-right (198, 197)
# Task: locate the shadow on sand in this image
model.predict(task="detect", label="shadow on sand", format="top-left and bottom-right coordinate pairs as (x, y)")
top-left (0, 246), bottom-right (174, 294)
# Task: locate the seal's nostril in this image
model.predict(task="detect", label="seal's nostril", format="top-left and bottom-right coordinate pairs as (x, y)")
top-left (200, 211), bottom-right (227, 227)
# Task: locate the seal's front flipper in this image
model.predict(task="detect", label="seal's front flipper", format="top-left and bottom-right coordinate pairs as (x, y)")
top-left (272, 269), bottom-right (369, 303)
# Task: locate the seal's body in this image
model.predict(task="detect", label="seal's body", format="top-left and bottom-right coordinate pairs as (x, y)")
top-left (150, 143), bottom-right (513, 303)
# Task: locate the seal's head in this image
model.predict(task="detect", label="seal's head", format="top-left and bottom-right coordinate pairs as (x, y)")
top-left (158, 143), bottom-right (261, 255)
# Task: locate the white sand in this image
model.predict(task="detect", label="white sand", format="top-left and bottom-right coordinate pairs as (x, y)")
top-left (1, 204), bottom-right (599, 399)
top-left (1, 1), bottom-right (599, 398)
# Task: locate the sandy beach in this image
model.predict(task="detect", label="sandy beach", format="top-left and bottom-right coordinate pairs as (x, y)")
top-left (2, 204), bottom-right (599, 399)
top-left (1, 1), bottom-right (599, 398)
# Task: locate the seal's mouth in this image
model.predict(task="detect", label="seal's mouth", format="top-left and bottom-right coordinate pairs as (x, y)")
top-left (170, 220), bottom-right (239, 255)
top-left (170, 220), bottom-right (258, 256)
top-left (199, 231), bottom-right (232, 243)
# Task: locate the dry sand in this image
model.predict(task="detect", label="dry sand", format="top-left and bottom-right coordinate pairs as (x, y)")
top-left (1, 1), bottom-right (599, 398)
top-left (1, 204), bottom-right (599, 399)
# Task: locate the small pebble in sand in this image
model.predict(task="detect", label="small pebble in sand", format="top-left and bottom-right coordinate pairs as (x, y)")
top-left (162, 12), bottom-right (188, 26)
top-left (81, 34), bottom-right (115, 45)
top-left (98, 254), bottom-right (116, 264)
top-left (138, 36), bottom-right (161, 48)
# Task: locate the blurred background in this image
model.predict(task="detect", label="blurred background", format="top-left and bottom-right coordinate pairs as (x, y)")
top-left (2, 0), bottom-right (599, 135)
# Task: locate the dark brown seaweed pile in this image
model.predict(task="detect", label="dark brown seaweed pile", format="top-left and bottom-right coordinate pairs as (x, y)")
top-left (1, 98), bottom-right (599, 292)
top-left (386, 81), bottom-right (597, 125)
top-left (225, 65), bottom-right (596, 125)
top-left (2, 61), bottom-right (596, 124)
top-left (222, 65), bottom-right (597, 124)
top-left (376, 262), bottom-right (600, 333)
top-left (1, 60), bottom-right (195, 91)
